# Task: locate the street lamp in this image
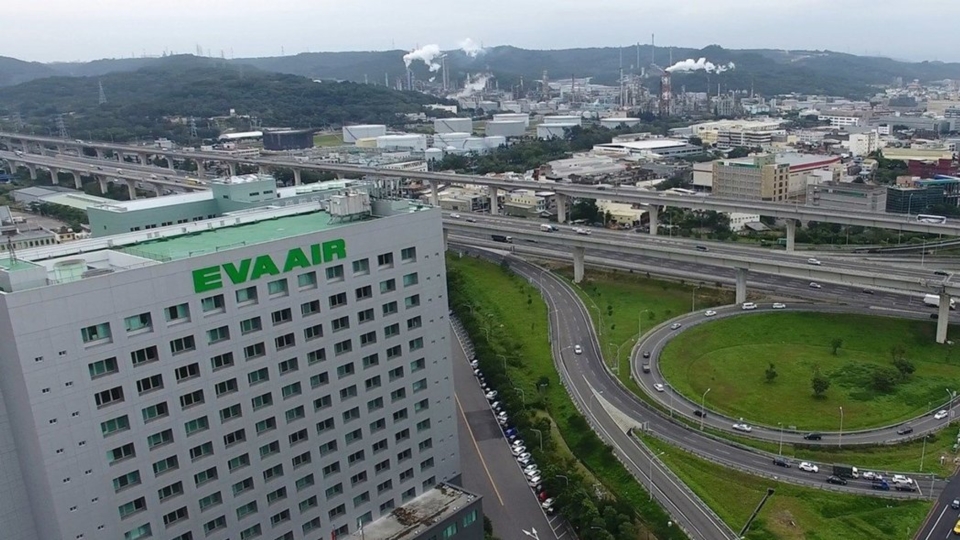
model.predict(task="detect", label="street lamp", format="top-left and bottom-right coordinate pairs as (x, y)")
top-left (531, 428), bottom-right (543, 451)
top-left (649, 450), bottom-right (666, 501)
top-left (555, 474), bottom-right (569, 486)
top-left (498, 354), bottom-right (508, 372)
top-left (838, 407), bottom-right (844, 449)
top-left (513, 387), bottom-right (526, 406)
top-left (700, 388), bottom-right (712, 430)
top-left (692, 284), bottom-right (702, 313)
top-left (777, 422), bottom-right (784, 456)
top-left (948, 389), bottom-right (957, 418)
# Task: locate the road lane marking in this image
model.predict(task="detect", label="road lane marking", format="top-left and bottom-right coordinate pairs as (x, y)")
top-left (919, 502), bottom-right (947, 540)
top-left (455, 394), bottom-right (505, 507)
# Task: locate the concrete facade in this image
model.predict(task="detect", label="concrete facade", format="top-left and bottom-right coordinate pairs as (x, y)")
top-left (712, 154), bottom-right (790, 201)
top-left (806, 182), bottom-right (888, 213)
top-left (0, 203), bottom-right (461, 540)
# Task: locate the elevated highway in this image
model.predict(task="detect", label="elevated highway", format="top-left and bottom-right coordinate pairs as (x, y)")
top-left (3, 132), bottom-right (960, 242)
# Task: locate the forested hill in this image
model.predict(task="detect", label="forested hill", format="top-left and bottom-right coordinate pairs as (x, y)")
top-left (0, 56), bottom-right (447, 143)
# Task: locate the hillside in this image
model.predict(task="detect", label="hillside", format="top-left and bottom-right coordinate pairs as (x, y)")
top-left (0, 56), bottom-right (447, 143)
top-left (0, 56), bottom-right (58, 87)
top-left (5, 45), bottom-right (960, 98)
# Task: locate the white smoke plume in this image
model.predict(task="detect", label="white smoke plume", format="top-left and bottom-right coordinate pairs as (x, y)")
top-left (455, 73), bottom-right (491, 98)
top-left (459, 38), bottom-right (485, 58)
top-left (403, 44), bottom-right (443, 72)
top-left (665, 58), bottom-right (736, 73)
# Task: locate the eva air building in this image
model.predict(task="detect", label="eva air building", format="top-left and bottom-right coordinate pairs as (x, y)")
top-left (0, 177), bottom-right (481, 540)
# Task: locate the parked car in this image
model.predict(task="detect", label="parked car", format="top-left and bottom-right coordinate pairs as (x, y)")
top-left (485, 390), bottom-right (498, 400)
top-left (512, 439), bottom-right (525, 448)
top-left (951, 499), bottom-right (960, 510)
top-left (517, 454), bottom-right (533, 465)
top-left (773, 457), bottom-right (791, 468)
top-left (511, 445), bottom-right (526, 456)
top-left (772, 303), bottom-right (786, 309)
top-left (527, 475), bottom-right (541, 486)
top-left (732, 423), bottom-right (753, 433)
top-left (538, 491), bottom-right (549, 502)
top-left (826, 475), bottom-right (847, 485)
top-left (653, 383), bottom-right (665, 392)
top-left (541, 498), bottom-right (554, 509)
top-left (935, 409), bottom-right (949, 420)
top-left (798, 462), bottom-right (819, 473)
top-left (524, 468), bottom-right (540, 478)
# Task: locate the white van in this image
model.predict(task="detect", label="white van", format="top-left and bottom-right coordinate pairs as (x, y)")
top-left (741, 302), bottom-right (757, 310)
top-left (540, 224), bottom-right (556, 232)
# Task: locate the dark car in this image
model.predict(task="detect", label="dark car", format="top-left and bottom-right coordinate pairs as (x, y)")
top-left (951, 499), bottom-right (960, 510)
top-left (803, 432), bottom-right (822, 441)
top-left (861, 289), bottom-right (874, 295)
top-left (694, 409), bottom-right (706, 418)
top-left (642, 351), bottom-right (651, 359)
top-left (695, 245), bottom-right (709, 252)
top-left (826, 475), bottom-right (848, 486)
top-left (897, 426), bottom-right (914, 435)
top-left (935, 270), bottom-right (950, 277)
top-left (773, 457), bottom-right (790, 468)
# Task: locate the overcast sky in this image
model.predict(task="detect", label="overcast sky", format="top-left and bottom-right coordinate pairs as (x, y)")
top-left (6, 0), bottom-right (959, 64)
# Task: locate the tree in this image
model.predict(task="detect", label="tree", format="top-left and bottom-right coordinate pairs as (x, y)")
top-left (726, 146), bottom-right (752, 159)
top-left (765, 363), bottom-right (778, 383)
top-left (890, 344), bottom-right (907, 362)
top-left (811, 369), bottom-right (830, 397)
top-left (871, 366), bottom-right (900, 393)
top-left (830, 338), bottom-right (844, 356)
top-left (892, 357), bottom-right (916, 380)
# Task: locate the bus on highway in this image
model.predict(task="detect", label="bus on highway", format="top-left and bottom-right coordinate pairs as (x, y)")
top-left (916, 214), bottom-right (947, 224)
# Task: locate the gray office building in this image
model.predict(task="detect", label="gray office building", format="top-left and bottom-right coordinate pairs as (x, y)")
top-left (0, 198), bottom-right (464, 540)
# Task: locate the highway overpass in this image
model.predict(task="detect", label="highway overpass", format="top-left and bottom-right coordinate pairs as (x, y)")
top-left (2, 132), bottom-right (959, 243)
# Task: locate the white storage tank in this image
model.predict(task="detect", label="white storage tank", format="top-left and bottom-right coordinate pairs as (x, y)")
top-left (434, 118), bottom-right (473, 134)
top-left (433, 132), bottom-right (471, 148)
top-left (463, 138), bottom-right (488, 152)
top-left (537, 123), bottom-right (577, 139)
top-left (600, 117), bottom-right (642, 129)
top-left (484, 136), bottom-right (507, 149)
top-left (376, 134), bottom-right (427, 151)
top-left (342, 124), bottom-right (387, 143)
top-left (478, 101), bottom-right (499, 112)
top-left (543, 115), bottom-right (582, 126)
top-left (485, 120), bottom-right (527, 138)
top-left (493, 113), bottom-right (530, 127)
top-left (425, 148), bottom-right (444, 161)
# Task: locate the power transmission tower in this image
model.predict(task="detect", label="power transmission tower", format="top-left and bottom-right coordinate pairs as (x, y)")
top-left (12, 112), bottom-right (24, 132)
top-left (189, 117), bottom-right (199, 139)
top-left (56, 114), bottom-right (69, 139)
top-left (98, 80), bottom-right (107, 105)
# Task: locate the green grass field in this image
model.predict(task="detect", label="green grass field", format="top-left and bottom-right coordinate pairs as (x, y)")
top-left (312, 133), bottom-right (342, 147)
top-left (642, 434), bottom-right (933, 540)
top-left (659, 312), bottom-right (960, 430)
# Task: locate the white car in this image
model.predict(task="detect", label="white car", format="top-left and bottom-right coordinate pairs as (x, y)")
top-left (527, 475), bottom-right (542, 486)
top-left (512, 440), bottom-right (525, 449)
top-left (772, 303), bottom-right (786, 309)
top-left (469, 359), bottom-right (479, 368)
top-left (934, 409), bottom-right (949, 420)
top-left (809, 282), bottom-right (822, 289)
top-left (525, 468), bottom-right (540, 478)
top-left (511, 445), bottom-right (526, 456)
top-left (653, 383), bottom-right (665, 392)
top-left (485, 390), bottom-right (498, 400)
top-left (807, 258), bottom-right (822, 266)
top-left (862, 471), bottom-right (882, 481)
top-left (450, 213), bottom-right (461, 219)
top-left (732, 423), bottom-right (753, 433)
top-left (518, 454), bottom-right (534, 465)
top-left (574, 345), bottom-right (582, 355)
top-left (670, 323), bottom-right (682, 330)
top-left (574, 227), bottom-right (591, 235)
top-left (541, 498), bottom-right (555, 509)
top-left (741, 302), bottom-right (757, 310)
top-left (704, 310), bottom-right (717, 317)
top-left (523, 463), bottom-right (538, 473)
top-left (798, 462), bottom-right (819, 473)
top-left (892, 474), bottom-right (913, 485)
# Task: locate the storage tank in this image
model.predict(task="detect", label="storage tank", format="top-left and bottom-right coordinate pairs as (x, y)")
top-left (537, 123), bottom-right (577, 139)
top-left (53, 259), bottom-right (86, 284)
top-left (543, 115), bottom-right (582, 126)
top-left (355, 137), bottom-right (378, 148)
top-left (434, 118), bottom-right (473, 134)
top-left (600, 117), bottom-right (642, 129)
top-left (484, 136), bottom-right (507, 149)
top-left (376, 134), bottom-right (427, 151)
top-left (425, 148), bottom-right (444, 161)
top-left (478, 101), bottom-right (499, 112)
top-left (433, 132), bottom-right (471, 148)
top-left (342, 124), bottom-right (387, 143)
top-left (463, 138), bottom-right (487, 152)
top-left (493, 113), bottom-right (530, 127)
top-left (485, 120), bottom-right (527, 138)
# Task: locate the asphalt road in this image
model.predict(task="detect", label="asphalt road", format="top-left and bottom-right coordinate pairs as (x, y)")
top-left (456, 245), bottom-right (945, 502)
top-left (916, 475), bottom-right (960, 540)
top-left (449, 325), bottom-right (565, 540)
top-left (635, 303), bottom-right (960, 446)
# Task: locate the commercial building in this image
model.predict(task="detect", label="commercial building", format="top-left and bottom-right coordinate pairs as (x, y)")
top-left (686, 120), bottom-right (784, 147)
top-left (886, 185), bottom-right (945, 214)
top-left (263, 129), bottom-right (315, 151)
top-left (847, 130), bottom-right (880, 157)
top-left (776, 153), bottom-right (843, 198)
top-left (817, 111), bottom-right (868, 128)
top-left (345, 483), bottom-right (482, 540)
top-left (0, 198), bottom-right (463, 540)
top-left (805, 182), bottom-right (887, 213)
top-left (727, 212), bottom-right (761, 232)
top-left (712, 154), bottom-right (790, 202)
top-left (593, 139), bottom-right (704, 159)
top-left (0, 206), bottom-right (58, 255)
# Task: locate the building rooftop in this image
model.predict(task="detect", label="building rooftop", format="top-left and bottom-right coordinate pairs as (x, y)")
top-left (347, 484), bottom-right (478, 540)
top-left (92, 191), bottom-right (214, 213)
top-left (596, 139), bottom-right (688, 151)
top-left (218, 131), bottom-right (263, 141)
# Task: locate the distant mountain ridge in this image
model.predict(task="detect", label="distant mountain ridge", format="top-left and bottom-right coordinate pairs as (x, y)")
top-left (3, 44), bottom-right (960, 98)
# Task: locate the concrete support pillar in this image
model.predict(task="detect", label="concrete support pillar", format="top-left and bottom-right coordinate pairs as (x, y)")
top-left (429, 180), bottom-right (439, 205)
top-left (489, 186), bottom-right (499, 215)
top-left (648, 206), bottom-right (659, 236)
top-left (937, 292), bottom-right (951, 344)
top-left (96, 148), bottom-right (104, 160)
top-left (442, 229), bottom-right (449, 251)
top-left (194, 158), bottom-right (204, 172)
top-left (166, 156), bottom-right (176, 170)
top-left (227, 162), bottom-right (236, 176)
top-left (151, 183), bottom-right (163, 197)
top-left (735, 268), bottom-right (748, 304)
top-left (26, 164), bottom-right (37, 180)
top-left (116, 151), bottom-right (124, 162)
top-left (72, 171), bottom-right (82, 189)
top-left (57, 145), bottom-right (65, 155)
top-left (293, 168), bottom-right (303, 186)
top-left (556, 193), bottom-right (568, 224)
top-left (49, 167), bottom-right (60, 185)
top-left (336, 173), bottom-right (345, 180)
top-left (573, 246), bottom-right (586, 283)
top-left (126, 179), bottom-right (137, 200)
top-left (138, 153), bottom-right (150, 165)
top-left (97, 176), bottom-right (108, 194)
top-left (785, 219), bottom-right (797, 253)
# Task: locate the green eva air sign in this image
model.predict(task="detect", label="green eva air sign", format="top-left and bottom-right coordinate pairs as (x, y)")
top-left (192, 239), bottom-right (347, 293)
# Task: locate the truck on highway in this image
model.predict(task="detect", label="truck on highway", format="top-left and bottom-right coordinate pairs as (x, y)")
top-left (491, 234), bottom-right (513, 244)
top-left (832, 464), bottom-right (860, 479)
top-left (540, 224), bottom-right (558, 232)
top-left (891, 474), bottom-right (915, 491)
top-left (871, 479), bottom-right (890, 491)
top-left (923, 294), bottom-right (956, 310)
